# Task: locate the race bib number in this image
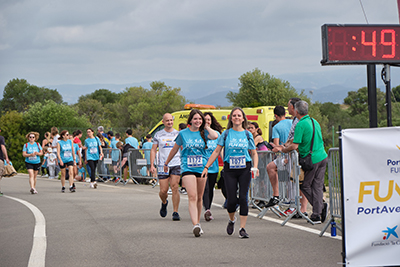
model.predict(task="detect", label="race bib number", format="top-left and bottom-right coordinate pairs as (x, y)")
top-left (187, 155), bottom-right (202, 168)
top-left (229, 156), bottom-right (246, 169)
top-left (28, 156), bottom-right (37, 161)
top-left (158, 165), bottom-right (169, 175)
top-left (89, 147), bottom-right (97, 154)
top-left (64, 151), bottom-right (72, 158)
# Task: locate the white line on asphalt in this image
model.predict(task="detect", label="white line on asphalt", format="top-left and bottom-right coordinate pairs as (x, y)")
top-left (36, 175), bottom-right (341, 240)
top-left (212, 203), bottom-right (342, 240)
top-left (4, 195), bottom-right (47, 267)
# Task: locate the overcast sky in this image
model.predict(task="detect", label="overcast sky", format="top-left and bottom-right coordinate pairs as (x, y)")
top-left (1, 0), bottom-right (399, 90)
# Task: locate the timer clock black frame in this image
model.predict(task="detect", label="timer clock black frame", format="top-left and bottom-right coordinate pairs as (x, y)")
top-left (321, 24), bottom-right (400, 65)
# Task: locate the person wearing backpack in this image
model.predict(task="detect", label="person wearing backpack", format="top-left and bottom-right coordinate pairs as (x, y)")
top-left (84, 128), bottom-right (103, 189)
top-left (201, 107), bottom-right (259, 238)
top-left (22, 132), bottom-right (43, 194)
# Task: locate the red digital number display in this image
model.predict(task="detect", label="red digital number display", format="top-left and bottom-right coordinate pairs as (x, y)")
top-left (321, 24), bottom-right (400, 65)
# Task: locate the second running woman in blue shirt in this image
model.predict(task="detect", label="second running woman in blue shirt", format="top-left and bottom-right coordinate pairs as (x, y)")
top-left (202, 107), bottom-right (259, 239)
top-left (163, 109), bottom-right (218, 237)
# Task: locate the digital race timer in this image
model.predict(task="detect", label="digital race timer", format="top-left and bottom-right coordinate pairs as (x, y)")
top-left (321, 24), bottom-right (400, 65)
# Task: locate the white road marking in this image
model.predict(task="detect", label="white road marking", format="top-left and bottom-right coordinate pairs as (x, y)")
top-left (38, 176), bottom-right (342, 240)
top-left (4, 195), bottom-right (46, 267)
top-left (212, 203), bottom-right (342, 240)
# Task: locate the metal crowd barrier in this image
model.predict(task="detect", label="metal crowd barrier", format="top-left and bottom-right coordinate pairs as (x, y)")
top-left (252, 150), bottom-right (314, 225)
top-left (96, 147), bottom-right (122, 184)
top-left (319, 148), bottom-right (342, 236)
top-left (127, 148), bottom-right (157, 185)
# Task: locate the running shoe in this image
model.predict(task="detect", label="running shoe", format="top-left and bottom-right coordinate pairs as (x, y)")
top-left (72, 183), bottom-right (76, 189)
top-left (0, 191), bottom-right (3, 196)
top-left (69, 186), bottom-right (76, 193)
top-left (284, 208), bottom-right (295, 215)
top-left (160, 200), bottom-right (168, 217)
top-left (114, 178), bottom-right (120, 184)
top-left (167, 188), bottom-right (172, 195)
top-left (172, 211), bottom-right (181, 221)
top-left (61, 187), bottom-right (65, 193)
top-left (93, 182), bottom-right (97, 189)
top-left (90, 183), bottom-right (94, 188)
top-left (33, 189), bottom-right (38, 194)
top-left (227, 218), bottom-right (236, 235)
top-left (179, 188), bottom-right (187, 195)
top-left (204, 210), bottom-right (213, 222)
top-left (193, 224), bottom-right (201, 237)
top-left (257, 201), bottom-right (266, 208)
top-left (309, 215), bottom-right (322, 224)
top-left (30, 188), bottom-right (35, 194)
top-left (239, 228), bottom-right (249, 238)
top-left (321, 202), bottom-right (328, 223)
top-left (265, 196), bottom-right (280, 208)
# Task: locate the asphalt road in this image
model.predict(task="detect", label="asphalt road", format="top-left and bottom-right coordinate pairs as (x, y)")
top-left (0, 174), bottom-right (342, 267)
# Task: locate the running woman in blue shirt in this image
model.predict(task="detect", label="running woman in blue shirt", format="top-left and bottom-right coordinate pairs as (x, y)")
top-left (202, 107), bottom-right (259, 238)
top-left (22, 132), bottom-right (43, 194)
top-left (164, 109), bottom-right (218, 237)
top-left (57, 130), bottom-right (76, 193)
top-left (84, 128), bottom-right (103, 189)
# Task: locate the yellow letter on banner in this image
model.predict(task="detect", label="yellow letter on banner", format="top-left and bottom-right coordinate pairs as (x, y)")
top-left (358, 181), bottom-right (375, 203)
top-left (374, 180), bottom-right (393, 202)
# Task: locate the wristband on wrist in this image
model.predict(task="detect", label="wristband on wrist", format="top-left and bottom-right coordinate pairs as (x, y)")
top-left (204, 166), bottom-right (209, 169)
top-left (164, 163), bottom-right (168, 167)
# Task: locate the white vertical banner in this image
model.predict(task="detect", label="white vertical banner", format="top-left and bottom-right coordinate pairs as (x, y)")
top-left (342, 127), bottom-right (400, 267)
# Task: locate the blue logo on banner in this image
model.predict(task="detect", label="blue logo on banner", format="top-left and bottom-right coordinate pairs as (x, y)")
top-left (382, 225), bottom-right (398, 240)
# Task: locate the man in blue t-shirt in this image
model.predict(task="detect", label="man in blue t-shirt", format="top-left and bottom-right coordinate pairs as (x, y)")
top-left (265, 102), bottom-right (296, 209)
top-left (125, 129), bottom-right (139, 149)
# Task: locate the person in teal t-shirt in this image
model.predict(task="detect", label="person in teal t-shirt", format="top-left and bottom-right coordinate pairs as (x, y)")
top-left (202, 107), bottom-right (259, 239)
top-left (141, 134), bottom-right (153, 176)
top-left (57, 130), bottom-right (76, 193)
top-left (84, 128), bottom-right (103, 189)
top-left (164, 109), bottom-right (218, 237)
top-left (202, 112), bottom-right (223, 222)
top-left (22, 132), bottom-right (43, 194)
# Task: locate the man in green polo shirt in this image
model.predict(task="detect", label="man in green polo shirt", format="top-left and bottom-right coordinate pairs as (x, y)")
top-left (281, 100), bottom-right (328, 224)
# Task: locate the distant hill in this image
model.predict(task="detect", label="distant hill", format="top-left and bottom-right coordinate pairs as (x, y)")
top-left (39, 68), bottom-right (396, 105)
top-left (191, 90), bottom-right (234, 107)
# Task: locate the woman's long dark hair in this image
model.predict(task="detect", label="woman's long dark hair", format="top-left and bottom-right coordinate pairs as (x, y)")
top-left (187, 109), bottom-right (208, 149)
top-left (250, 121), bottom-right (262, 136)
top-left (204, 112), bottom-right (223, 134)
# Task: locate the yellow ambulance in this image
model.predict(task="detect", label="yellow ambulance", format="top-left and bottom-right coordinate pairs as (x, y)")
top-left (147, 104), bottom-right (289, 142)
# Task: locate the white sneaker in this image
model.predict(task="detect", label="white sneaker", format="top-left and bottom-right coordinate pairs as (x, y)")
top-left (90, 182), bottom-right (94, 188)
top-left (193, 224), bottom-right (201, 237)
top-left (179, 188), bottom-right (187, 195)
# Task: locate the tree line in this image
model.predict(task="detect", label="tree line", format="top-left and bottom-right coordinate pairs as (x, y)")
top-left (0, 79), bottom-right (186, 170)
top-left (1, 70), bottom-right (399, 170)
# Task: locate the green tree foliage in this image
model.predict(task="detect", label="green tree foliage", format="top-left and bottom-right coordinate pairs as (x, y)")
top-left (0, 78), bottom-right (63, 113)
top-left (105, 81), bottom-right (187, 137)
top-left (77, 89), bottom-right (120, 105)
top-left (392, 85), bottom-right (400, 102)
top-left (226, 68), bottom-right (307, 107)
top-left (0, 111), bottom-right (27, 171)
top-left (343, 86), bottom-right (386, 121)
top-left (75, 98), bottom-right (108, 127)
top-left (23, 100), bottom-right (91, 139)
